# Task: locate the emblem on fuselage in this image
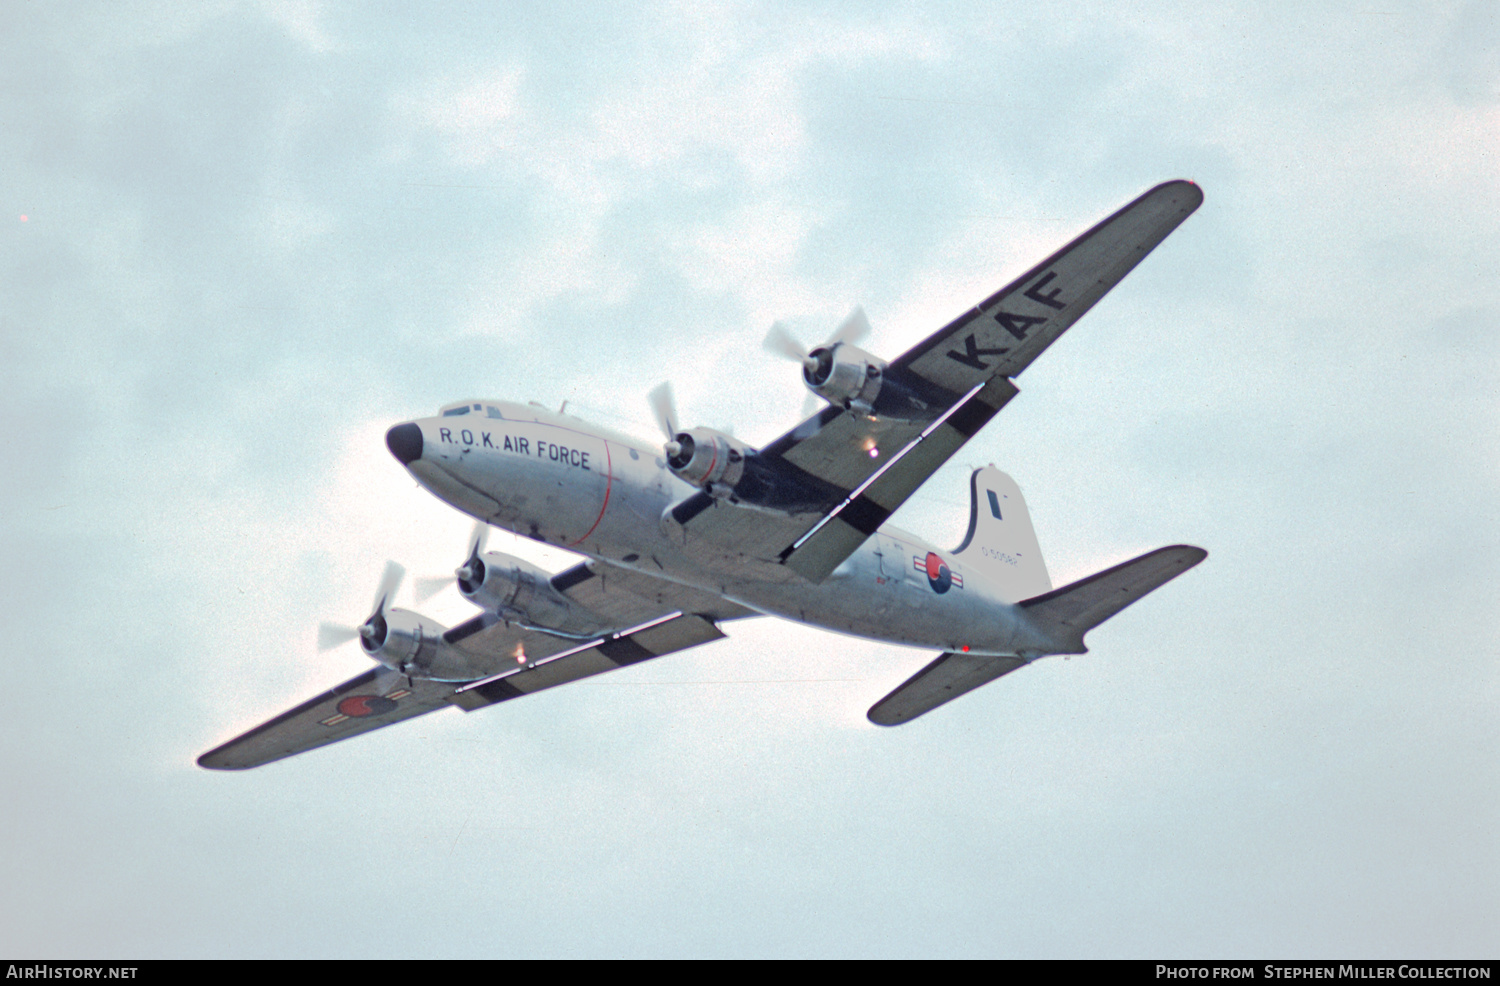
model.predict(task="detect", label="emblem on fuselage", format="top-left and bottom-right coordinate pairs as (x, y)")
top-left (915, 552), bottom-right (963, 593)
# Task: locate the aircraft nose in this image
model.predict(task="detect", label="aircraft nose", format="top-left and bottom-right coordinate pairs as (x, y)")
top-left (386, 422), bottom-right (423, 465)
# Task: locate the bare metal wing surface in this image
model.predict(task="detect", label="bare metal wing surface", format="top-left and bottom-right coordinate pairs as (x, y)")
top-left (671, 180), bottom-right (1203, 582)
top-left (198, 668), bottom-right (459, 770)
top-left (200, 566), bottom-right (757, 769)
top-left (449, 613), bottom-right (726, 710)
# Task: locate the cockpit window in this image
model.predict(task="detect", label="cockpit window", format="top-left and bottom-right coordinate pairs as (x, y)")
top-left (441, 401), bottom-right (500, 418)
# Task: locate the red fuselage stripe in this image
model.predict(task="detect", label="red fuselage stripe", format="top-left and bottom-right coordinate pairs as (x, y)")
top-left (567, 439), bottom-right (614, 547)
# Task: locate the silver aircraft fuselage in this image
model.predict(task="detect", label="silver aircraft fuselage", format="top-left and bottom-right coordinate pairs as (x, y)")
top-left (392, 400), bottom-right (1049, 674)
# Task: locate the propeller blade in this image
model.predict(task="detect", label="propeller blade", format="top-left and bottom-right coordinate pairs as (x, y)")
top-left (648, 382), bottom-right (679, 441)
top-left (317, 622), bottom-right (361, 652)
top-left (369, 560), bottom-right (406, 617)
top-left (827, 305), bottom-right (871, 348)
top-left (762, 321), bottom-right (809, 363)
top-left (413, 521), bottom-right (491, 602)
top-left (468, 519), bottom-right (490, 558)
top-left (413, 576), bottom-right (452, 602)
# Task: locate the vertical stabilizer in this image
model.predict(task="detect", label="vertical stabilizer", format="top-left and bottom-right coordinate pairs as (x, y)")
top-left (952, 467), bottom-right (1051, 602)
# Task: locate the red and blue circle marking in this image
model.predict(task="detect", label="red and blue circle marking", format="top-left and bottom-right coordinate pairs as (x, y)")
top-left (336, 694), bottom-right (398, 718)
top-left (915, 552), bottom-right (963, 594)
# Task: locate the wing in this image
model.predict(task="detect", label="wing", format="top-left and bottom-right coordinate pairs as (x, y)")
top-left (200, 564), bottom-right (758, 769)
top-left (884, 180), bottom-right (1203, 390)
top-left (198, 667), bottom-right (460, 770)
top-left (450, 613), bottom-right (727, 710)
top-left (446, 561), bottom-right (756, 710)
top-left (673, 180), bottom-right (1203, 582)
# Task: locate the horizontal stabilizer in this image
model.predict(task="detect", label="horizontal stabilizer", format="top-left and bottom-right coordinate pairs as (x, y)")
top-left (868, 652), bottom-right (1028, 726)
top-left (1020, 544), bottom-right (1206, 654)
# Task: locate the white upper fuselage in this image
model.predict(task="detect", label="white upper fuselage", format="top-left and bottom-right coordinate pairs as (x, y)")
top-left (395, 399), bottom-right (1043, 663)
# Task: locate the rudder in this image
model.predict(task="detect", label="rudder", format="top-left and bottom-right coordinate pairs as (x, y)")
top-left (952, 467), bottom-right (1051, 602)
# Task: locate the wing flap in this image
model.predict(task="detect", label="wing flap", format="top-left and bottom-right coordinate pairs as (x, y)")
top-left (444, 616), bottom-right (587, 667)
top-left (867, 652), bottom-right (1029, 726)
top-left (779, 412), bottom-right (929, 493)
top-left (783, 375), bottom-right (1018, 582)
top-left (1019, 544), bottom-right (1207, 653)
top-left (198, 668), bottom-right (458, 770)
top-left (450, 613), bottom-right (727, 710)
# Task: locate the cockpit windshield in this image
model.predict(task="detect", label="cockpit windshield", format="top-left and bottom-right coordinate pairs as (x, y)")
top-left (438, 401), bottom-right (505, 418)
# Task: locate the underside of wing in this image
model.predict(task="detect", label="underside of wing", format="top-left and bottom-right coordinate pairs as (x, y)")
top-left (200, 563), bottom-right (758, 767)
top-left (779, 375), bottom-right (1019, 582)
top-left (672, 181), bottom-right (1202, 583)
top-left (449, 613), bottom-right (727, 710)
top-left (198, 668), bottom-right (459, 770)
top-left (888, 180), bottom-right (1203, 393)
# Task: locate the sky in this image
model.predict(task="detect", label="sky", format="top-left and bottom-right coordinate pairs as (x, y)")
top-left (2, 0), bottom-right (1496, 959)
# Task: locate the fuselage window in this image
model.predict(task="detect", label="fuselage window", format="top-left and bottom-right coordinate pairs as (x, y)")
top-left (443, 406), bottom-right (470, 417)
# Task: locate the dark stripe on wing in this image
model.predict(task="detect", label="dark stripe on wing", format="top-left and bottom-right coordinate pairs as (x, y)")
top-left (598, 636), bottom-right (655, 666)
top-left (469, 677), bottom-right (526, 703)
top-left (550, 564), bottom-right (596, 593)
top-left (443, 614), bottom-right (496, 644)
top-left (841, 495), bottom-right (892, 536)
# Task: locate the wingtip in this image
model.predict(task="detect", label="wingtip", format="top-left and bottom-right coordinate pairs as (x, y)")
top-left (1156, 178), bottom-right (1205, 209)
top-left (197, 744), bottom-right (259, 770)
top-left (1167, 543), bottom-right (1209, 565)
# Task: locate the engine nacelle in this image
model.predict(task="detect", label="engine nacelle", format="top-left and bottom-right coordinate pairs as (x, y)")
top-left (804, 342), bottom-right (886, 415)
top-left (360, 607), bottom-right (444, 674)
top-left (460, 550), bottom-right (613, 638)
top-left (666, 427), bottom-right (750, 497)
top-left (359, 608), bottom-right (497, 681)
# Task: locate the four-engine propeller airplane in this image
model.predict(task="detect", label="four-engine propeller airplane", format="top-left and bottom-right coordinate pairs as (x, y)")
top-left (200, 180), bottom-right (1207, 770)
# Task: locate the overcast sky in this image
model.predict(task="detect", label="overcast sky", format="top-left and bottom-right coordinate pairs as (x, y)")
top-left (2, 0), bottom-right (1496, 958)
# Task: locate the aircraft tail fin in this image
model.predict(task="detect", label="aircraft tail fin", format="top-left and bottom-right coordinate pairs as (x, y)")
top-left (1019, 544), bottom-right (1206, 655)
top-left (952, 467), bottom-right (1052, 602)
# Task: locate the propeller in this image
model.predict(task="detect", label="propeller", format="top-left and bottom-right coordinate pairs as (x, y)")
top-left (414, 520), bottom-right (491, 601)
top-left (648, 381), bottom-right (683, 458)
top-left (761, 305), bottom-right (872, 368)
top-left (318, 560), bottom-right (406, 652)
top-left (762, 307), bottom-right (873, 417)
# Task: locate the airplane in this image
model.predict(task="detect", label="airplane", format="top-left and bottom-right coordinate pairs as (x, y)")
top-left (199, 179), bottom-right (1207, 770)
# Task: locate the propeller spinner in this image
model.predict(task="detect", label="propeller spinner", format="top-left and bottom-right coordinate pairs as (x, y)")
top-left (648, 381), bottom-right (683, 459)
top-left (317, 560), bottom-right (406, 654)
top-left (762, 306), bottom-right (872, 378)
top-left (414, 520), bottom-right (492, 602)
top-left (763, 307), bottom-right (875, 416)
